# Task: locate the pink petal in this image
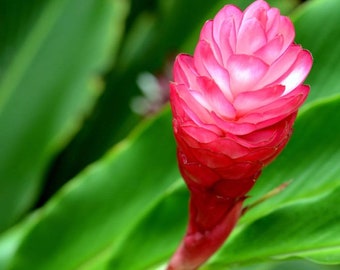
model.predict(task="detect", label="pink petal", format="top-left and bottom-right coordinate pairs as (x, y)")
top-left (174, 54), bottom-right (199, 89)
top-left (235, 114), bottom-right (294, 149)
top-left (265, 8), bottom-right (280, 39)
top-left (170, 83), bottom-right (212, 124)
top-left (214, 163), bottom-right (262, 182)
top-left (240, 145), bottom-right (282, 165)
top-left (212, 4), bottom-right (242, 61)
top-left (196, 76), bottom-right (236, 119)
top-left (177, 118), bottom-right (223, 141)
top-left (257, 44), bottom-right (302, 88)
top-left (234, 85), bottom-right (285, 115)
top-left (170, 83), bottom-right (189, 121)
top-left (251, 86), bottom-right (309, 120)
top-left (278, 16), bottom-right (295, 52)
top-left (239, 85), bottom-right (309, 128)
top-left (177, 149), bottom-right (221, 187)
top-left (227, 54), bottom-right (269, 95)
top-left (200, 20), bottom-right (223, 65)
top-left (217, 20), bottom-right (237, 64)
top-left (236, 18), bottom-right (267, 54)
top-left (278, 50), bottom-right (313, 94)
top-left (211, 111), bottom-right (257, 135)
top-left (193, 40), bottom-right (217, 76)
top-left (194, 40), bottom-right (233, 100)
top-left (235, 128), bottom-right (278, 148)
top-left (206, 137), bottom-right (250, 159)
top-left (213, 4), bottom-right (243, 45)
top-left (181, 124), bottom-right (220, 144)
top-left (189, 148), bottom-right (234, 169)
top-left (242, 0), bottom-right (270, 23)
top-left (239, 114), bottom-right (297, 163)
top-left (190, 90), bottom-right (211, 111)
top-left (255, 34), bottom-right (284, 64)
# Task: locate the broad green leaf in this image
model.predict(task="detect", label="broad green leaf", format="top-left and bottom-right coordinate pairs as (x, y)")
top-left (0, 0), bottom-right (128, 231)
top-left (292, 0), bottom-right (340, 104)
top-left (205, 98), bottom-right (340, 265)
top-left (0, 217), bottom-right (35, 270)
top-left (0, 0), bottom-right (46, 80)
top-left (47, 0), bottom-right (243, 193)
top-left (305, 248), bottom-right (340, 265)
top-left (2, 0), bottom-right (340, 269)
top-left (6, 108), bottom-right (180, 270)
top-left (240, 94), bottom-right (340, 224)
top-left (206, 187), bottom-right (340, 268)
top-left (233, 0), bottom-right (340, 222)
top-left (97, 95), bottom-right (340, 269)
top-left (108, 181), bottom-right (188, 270)
top-left (100, 0), bottom-right (340, 266)
top-left (230, 260), bottom-right (340, 270)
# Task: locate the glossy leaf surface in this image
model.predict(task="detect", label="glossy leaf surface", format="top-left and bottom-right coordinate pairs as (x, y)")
top-left (1, 0), bottom-right (340, 269)
top-left (0, 0), bottom-right (128, 231)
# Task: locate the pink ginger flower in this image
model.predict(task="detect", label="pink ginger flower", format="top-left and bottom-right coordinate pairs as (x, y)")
top-left (168, 0), bottom-right (312, 269)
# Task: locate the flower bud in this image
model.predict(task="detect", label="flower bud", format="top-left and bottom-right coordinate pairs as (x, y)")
top-left (168, 1), bottom-right (312, 269)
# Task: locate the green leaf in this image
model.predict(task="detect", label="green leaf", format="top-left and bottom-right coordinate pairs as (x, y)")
top-left (205, 98), bottom-right (340, 266)
top-left (47, 0), bottom-right (245, 192)
top-left (99, 95), bottom-right (340, 270)
top-left (240, 94), bottom-right (340, 225)
top-left (235, 0), bottom-right (340, 224)
top-left (0, 218), bottom-right (35, 270)
top-left (292, 0), bottom-right (340, 104)
top-left (3, 0), bottom-right (340, 269)
top-left (0, 0), bottom-right (128, 231)
top-left (108, 181), bottom-right (188, 270)
top-left (0, 0), bottom-right (46, 80)
top-left (228, 260), bottom-right (340, 270)
top-left (206, 187), bottom-right (340, 268)
top-left (5, 108), bottom-right (180, 270)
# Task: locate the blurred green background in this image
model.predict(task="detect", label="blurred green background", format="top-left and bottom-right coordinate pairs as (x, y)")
top-left (0, 0), bottom-right (340, 269)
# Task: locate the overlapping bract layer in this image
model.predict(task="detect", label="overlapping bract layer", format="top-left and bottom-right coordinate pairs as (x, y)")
top-left (170, 0), bottom-right (312, 191)
top-left (168, 1), bottom-right (312, 269)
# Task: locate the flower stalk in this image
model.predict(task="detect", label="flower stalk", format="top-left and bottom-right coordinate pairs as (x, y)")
top-left (167, 0), bottom-right (312, 269)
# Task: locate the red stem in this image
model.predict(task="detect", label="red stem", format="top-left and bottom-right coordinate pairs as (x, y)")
top-left (167, 189), bottom-right (245, 270)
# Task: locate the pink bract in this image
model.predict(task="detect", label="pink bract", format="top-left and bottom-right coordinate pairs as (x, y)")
top-left (170, 0), bottom-right (312, 185)
top-left (168, 0), bottom-right (312, 269)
